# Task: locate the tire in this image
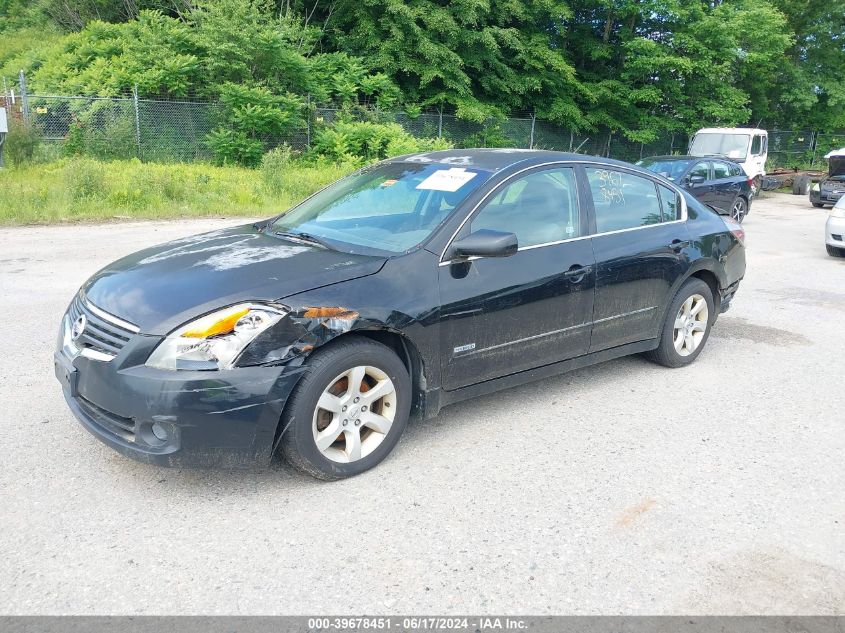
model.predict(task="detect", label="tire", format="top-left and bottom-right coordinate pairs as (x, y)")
top-left (827, 244), bottom-right (845, 258)
top-left (730, 196), bottom-right (748, 223)
top-left (812, 203), bottom-right (825, 209)
top-left (793, 176), bottom-right (810, 196)
top-left (646, 278), bottom-right (715, 368)
top-left (279, 337), bottom-right (412, 480)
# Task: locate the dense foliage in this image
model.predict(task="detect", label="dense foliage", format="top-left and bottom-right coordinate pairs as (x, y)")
top-left (2, 0), bottom-right (843, 155)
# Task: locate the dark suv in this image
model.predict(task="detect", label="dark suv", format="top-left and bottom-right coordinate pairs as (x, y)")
top-left (637, 156), bottom-right (753, 222)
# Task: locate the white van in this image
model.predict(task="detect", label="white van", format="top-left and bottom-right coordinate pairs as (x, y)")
top-left (689, 127), bottom-right (768, 194)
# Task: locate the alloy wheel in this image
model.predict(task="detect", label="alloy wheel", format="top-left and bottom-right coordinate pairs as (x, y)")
top-left (731, 198), bottom-right (747, 223)
top-left (312, 365), bottom-right (397, 463)
top-left (673, 294), bottom-right (709, 356)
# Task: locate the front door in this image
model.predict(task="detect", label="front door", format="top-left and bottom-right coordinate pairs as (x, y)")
top-left (438, 166), bottom-right (596, 390)
top-left (686, 160), bottom-right (715, 207)
top-left (584, 167), bottom-right (691, 351)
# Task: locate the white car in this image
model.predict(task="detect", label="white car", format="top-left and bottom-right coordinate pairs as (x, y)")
top-left (826, 196), bottom-right (845, 257)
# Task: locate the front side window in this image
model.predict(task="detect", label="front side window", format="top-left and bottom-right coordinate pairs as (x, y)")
top-left (269, 162), bottom-right (489, 254)
top-left (470, 167), bottom-right (580, 247)
top-left (751, 135), bottom-right (762, 155)
top-left (587, 168), bottom-right (662, 232)
top-left (689, 162), bottom-right (711, 181)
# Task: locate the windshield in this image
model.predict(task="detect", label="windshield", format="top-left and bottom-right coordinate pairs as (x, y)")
top-left (268, 162), bottom-right (489, 254)
top-left (690, 133), bottom-right (750, 160)
top-left (636, 158), bottom-right (691, 182)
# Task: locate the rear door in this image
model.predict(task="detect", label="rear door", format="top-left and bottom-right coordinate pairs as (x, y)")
top-left (585, 166), bottom-right (691, 351)
top-left (438, 165), bottom-right (596, 389)
top-left (711, 160), bottom-right (739, 212)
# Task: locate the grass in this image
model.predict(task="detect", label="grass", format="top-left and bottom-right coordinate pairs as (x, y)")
top-left (0, 157), bottom-right (357, 225)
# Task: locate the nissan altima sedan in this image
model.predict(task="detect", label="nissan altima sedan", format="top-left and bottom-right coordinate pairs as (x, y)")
top-left (55, 150), bottom-right (746, 480)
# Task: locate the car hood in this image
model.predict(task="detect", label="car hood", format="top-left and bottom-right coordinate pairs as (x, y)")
top-left (828, 154), bottom-right (845, 177)
top-left (82, 224), bottom-right (387, 335)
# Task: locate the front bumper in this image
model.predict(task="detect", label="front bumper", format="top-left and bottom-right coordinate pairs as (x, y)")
top-left (825, 215), bottom-right (845, 248)
top-left (54, 342), bottom-right (306, 468)
top-left (812, 187), bottom-right (845, 206)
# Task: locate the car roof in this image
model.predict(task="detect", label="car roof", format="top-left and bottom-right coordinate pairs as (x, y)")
top-left (387, 148), bottom-right (640, 173)
top-left (643, 154), bottom-right (742, 165)
top-left (641, 155), bottom-right (697, 162)
top-left (696, 127), bottom-right (767, 135)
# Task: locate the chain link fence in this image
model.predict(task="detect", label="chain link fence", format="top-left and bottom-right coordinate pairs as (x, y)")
top-left (3, 84), bottom-right (842, 168)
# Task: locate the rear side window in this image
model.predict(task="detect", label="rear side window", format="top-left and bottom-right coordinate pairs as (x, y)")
top-left (587, 168), bottom-right (662, 232)
top-left (658, 185), bottom-right (681, 221)
top-left (713, 161), bottom-right (732, 179)
top-left (729, 163), bottom-right (743, 176)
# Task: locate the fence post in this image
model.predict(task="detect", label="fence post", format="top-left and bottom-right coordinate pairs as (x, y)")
top-left (810, 131), bottom-right (818, 167)
top-left (132, 84), bottom-right (142, 159)
top-left (437, 106), bottom-right (443, 139)
top-left (18, 70), bottom-right (29, 125)
top-left (306, 93), bottom-right (311, 149)
top-left (529, 112), bottom-right (536, 150)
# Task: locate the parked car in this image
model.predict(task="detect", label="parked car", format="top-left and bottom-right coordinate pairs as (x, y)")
top-left (810, 148), bottom-right (845, 208)
top-left (637, 155), bottom-right (753, 222)
top-left (826, 196), bottom-right (845, 257)
top-left (688, 127), bottom-right (768, 194)
top-left (55, 150), bottom-right (746, 480)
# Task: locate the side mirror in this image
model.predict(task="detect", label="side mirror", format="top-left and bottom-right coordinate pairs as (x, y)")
top-left (451, 229), bottom-right (518, 260)
top-left (688, 174), bottom-right (706, 186)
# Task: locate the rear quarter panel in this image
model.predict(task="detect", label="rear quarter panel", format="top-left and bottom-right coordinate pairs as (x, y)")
top-left (683, 192), bottom-right (746, 288)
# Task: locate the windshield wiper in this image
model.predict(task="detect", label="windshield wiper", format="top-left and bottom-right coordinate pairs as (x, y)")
top-left (272, 230), bottom-right (334, 250)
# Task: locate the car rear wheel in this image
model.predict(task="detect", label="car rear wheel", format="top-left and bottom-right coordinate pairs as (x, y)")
top-left (731, 197), bottom-right (748, 223)
top-left (827, 245), bottom-right (845, 258)
top-left (647, 278), bottom-right (715, 368)
top-left (279, 337), bottom-right (411, 480)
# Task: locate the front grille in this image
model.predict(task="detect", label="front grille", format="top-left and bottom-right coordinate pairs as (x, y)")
top-left (76, 396), bottom-right (136, 442)
top-left (68, 295), bottom-right (137, 357)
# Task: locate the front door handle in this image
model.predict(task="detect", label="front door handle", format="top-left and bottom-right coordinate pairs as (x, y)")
top-left (564, 264), bottom-right (592, 283)
top-left (670, 239), bottom-right (690, 252)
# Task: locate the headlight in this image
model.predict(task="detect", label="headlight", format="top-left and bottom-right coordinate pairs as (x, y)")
top-left (811, 183), bottom-right (820, 192)
top-left (830, 205), bottom-right (845, 218)
top-left (146, 303), bottom-right (287, 370)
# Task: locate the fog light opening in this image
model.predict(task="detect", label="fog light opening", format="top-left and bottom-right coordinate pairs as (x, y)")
top-left (150, 421), bottom-right (169, 442)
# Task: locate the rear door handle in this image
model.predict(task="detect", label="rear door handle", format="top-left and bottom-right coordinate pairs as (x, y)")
top-left (564, 264), bottom-right (592, 283)
top-left (670, 239), bottom-right (690, 252)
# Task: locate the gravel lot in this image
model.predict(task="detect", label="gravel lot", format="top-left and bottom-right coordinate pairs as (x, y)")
top-left (1, 193), bottom-right (843, 615)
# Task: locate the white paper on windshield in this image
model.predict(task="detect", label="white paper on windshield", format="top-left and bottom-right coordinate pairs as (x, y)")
top-left (416, 168), bottom-right (477, 192)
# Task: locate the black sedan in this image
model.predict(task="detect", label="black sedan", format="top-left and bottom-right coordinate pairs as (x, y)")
top-left (810, 150), bottom-right (845, 208)
top-left (637, 155), bottom-right (753, 222)
top-left (55, 150), bottom-right (746, 480)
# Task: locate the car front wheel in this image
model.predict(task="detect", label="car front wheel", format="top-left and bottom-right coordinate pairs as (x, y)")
top-left (279, 337), bottom-right (411, 480)
top-left (647, 278), bottom-right (715, 368)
